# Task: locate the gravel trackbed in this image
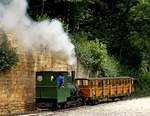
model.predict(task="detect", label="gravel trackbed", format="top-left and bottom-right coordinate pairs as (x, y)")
top-left (21, 97), bottom-right (150, 116)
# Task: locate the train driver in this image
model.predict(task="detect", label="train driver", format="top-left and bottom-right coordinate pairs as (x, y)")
top-left (56, 73), bottom-right (64, 88)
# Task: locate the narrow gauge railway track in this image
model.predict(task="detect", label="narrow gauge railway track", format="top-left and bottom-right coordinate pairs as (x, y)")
top-left (2, 97), bottom-right (133, 116)
top-left (2, 106), bottom-right (84, 116)
top-left (19, 99), bottom-right (129, 116)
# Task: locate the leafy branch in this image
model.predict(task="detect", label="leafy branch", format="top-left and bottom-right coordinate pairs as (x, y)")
top-left (0, 33), bottom-right (18, 71)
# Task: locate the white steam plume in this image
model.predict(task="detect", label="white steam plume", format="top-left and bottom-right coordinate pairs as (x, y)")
top-left (0, 0), bottom-right (76, 65)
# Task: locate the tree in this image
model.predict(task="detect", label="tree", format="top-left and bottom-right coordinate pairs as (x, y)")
top-left (129, 2), bottom-right (150, 72)
top-left (72, 33), bottom-right (121, 77)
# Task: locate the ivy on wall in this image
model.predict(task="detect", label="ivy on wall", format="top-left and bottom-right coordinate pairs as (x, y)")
top-left (0, 33), bottom-right (18, 71)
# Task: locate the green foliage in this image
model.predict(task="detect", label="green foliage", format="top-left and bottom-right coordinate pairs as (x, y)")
top-left (36, 14), bottom-right (50, 21)
top-left (73, 33), bottom-right (121, 77)
top-left (129, 2), bottom-right (150, 72)
top-left (0, 33), bottom-right (18, 71)
top-left (134, 72), bottom-right (150, 96)
top-left (7, 106), bottom-right (16, 114)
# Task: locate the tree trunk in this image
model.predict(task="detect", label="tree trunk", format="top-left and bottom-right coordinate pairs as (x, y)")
top-left (41, 0), bottom-right (45, 15)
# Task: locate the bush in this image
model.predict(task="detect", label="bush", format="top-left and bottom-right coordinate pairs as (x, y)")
top-left (0, 33), bottom-right (18, 71)
top-left (72, 33), bottom-right (121, 77)
top-left (133, 72), bottom-right (150, 97)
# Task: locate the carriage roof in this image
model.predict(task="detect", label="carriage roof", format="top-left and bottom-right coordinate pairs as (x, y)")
top-left (75, 77), bottom-right (134, 80)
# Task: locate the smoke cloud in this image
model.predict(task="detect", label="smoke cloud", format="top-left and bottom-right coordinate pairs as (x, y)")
top-left (0, 0), bottom-right (76, 65)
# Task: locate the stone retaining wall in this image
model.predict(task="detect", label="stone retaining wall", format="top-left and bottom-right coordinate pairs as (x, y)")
top-left (0, 32), bottom-right (75, 115)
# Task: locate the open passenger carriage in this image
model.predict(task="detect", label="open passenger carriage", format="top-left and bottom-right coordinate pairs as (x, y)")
top-left (75, 77), bottom-right (134, 104)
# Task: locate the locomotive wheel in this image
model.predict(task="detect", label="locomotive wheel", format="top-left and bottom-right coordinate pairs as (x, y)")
top-left (57, 104), bottom-right (62, 109)
top-left (51, 102), bottom-right (58, 110)
top-left (62, 103), bottom-right (68, 109)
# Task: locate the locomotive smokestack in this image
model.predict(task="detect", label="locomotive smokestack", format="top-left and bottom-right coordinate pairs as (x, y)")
top-left (0, 0), bottom-right (76, 65)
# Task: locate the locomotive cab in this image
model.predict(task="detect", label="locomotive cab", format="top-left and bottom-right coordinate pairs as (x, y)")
top-left (36, 71), bottom-right (79, 109)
